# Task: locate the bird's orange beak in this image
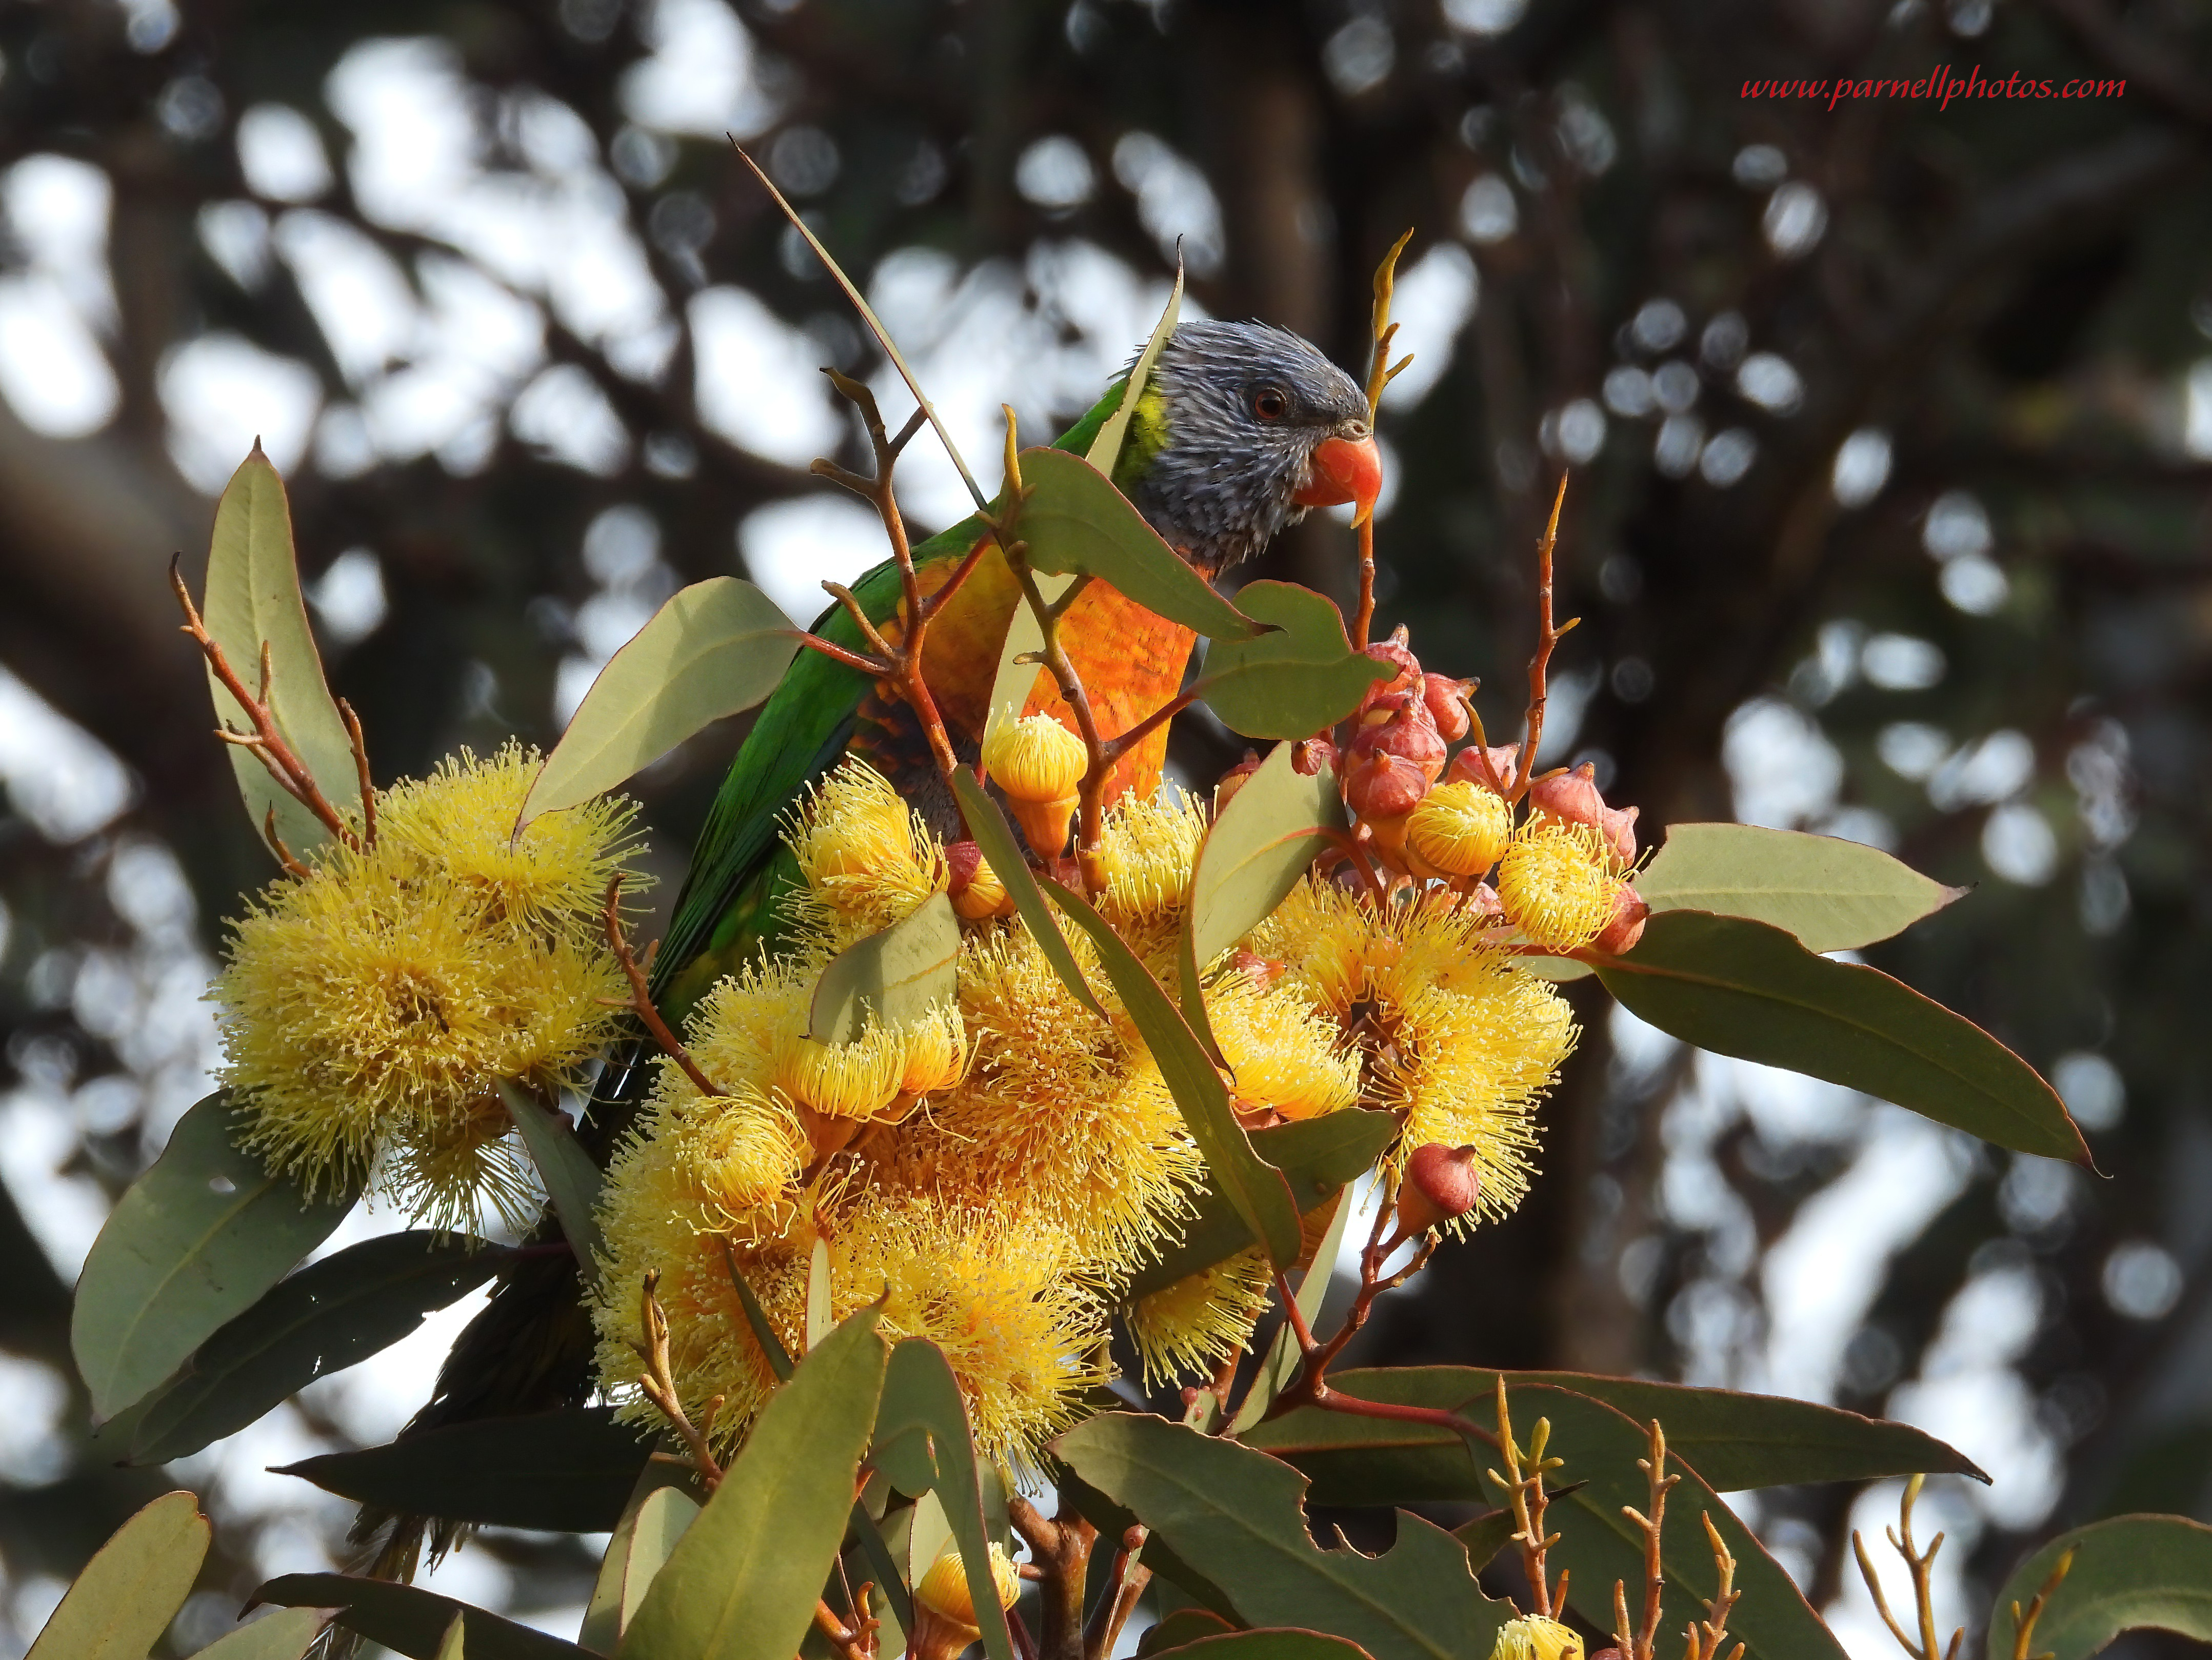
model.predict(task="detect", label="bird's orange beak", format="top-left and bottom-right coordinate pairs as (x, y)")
top-left (1294, 431), bottom-right (1384, 526)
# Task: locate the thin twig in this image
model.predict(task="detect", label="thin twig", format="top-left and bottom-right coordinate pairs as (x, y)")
top-left (1082, 1526), bottom-right (1151, 1660)
top-left (1355, 228), bottom-right (1416, 650)
top-left (2010, 1547), bottom-right (2076, 1660)
top-left (1510, 475), bottom-right (1580, 802)
top-left (603, 874), bottom-right (725, 1099)
top-left (1851, 1476), bottom-right (1962, 1660)
top-left (1683, 1513), bottom-right (1742, 1660)
top-left (1614, 1419), bottom-right (1676, 1660)
top-left (171, 555), bottom-right (361, 855)
top-left (1009, 1494), bottom-right (1095, 1660)
top-left (630, 1270), bottom-right (724, 1491)
top-left (336, 698), bottom-right (377, 847)
top-left (1491, 1378), bottom-right (1564, 1617)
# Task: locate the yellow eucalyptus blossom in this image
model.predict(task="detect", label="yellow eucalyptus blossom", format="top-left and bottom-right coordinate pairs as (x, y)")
top-left (1208, 981), bottom-right (1361, 1121)
top-left (897, 1002), bottom-right (971, 1097)
top-left (1097, 788), bottom-right (1206, 933)
top-left (1493, 1617), bottom-right (1583, 1660)
top-left (674, 959), bottom-right (817, 1103)
top-left (981, 710), bottom-right (1086, 855)
top-left (1128, 1244), bottom-right (1274, 1387)
top-left (1403, 779), bottom-right (1512, 878)
top-left (1497, 820), bottom-right (1618, 952)
top-left (377, 741), bottom-right (641, 936)
top-left (675, 1091), bottom-right (809, 1231)
top-left (788, 759), bottom-right (945, 935)
top-left (772, 1023), bottom-right (908, 1121)
top-left (1243, 875), bottom-right (1379, 1013)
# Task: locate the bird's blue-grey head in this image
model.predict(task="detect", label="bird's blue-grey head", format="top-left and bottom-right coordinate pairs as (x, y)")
top-left (1114, 319), bottom-right (1380, 572)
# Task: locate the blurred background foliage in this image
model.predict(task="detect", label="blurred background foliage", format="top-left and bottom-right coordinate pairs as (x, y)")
top-left (0, 0), bottom-right (2207, 1652)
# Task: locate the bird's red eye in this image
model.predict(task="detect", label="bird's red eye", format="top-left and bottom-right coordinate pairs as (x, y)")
top-left (1252, 387), bottom-right (1288, 421)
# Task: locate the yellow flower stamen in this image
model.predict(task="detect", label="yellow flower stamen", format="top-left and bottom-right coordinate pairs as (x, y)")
top-left (1497, 821), bottom-right (1618, 952)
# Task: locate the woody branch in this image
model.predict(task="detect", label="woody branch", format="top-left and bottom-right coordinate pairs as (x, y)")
top-left (1510, 475), bottom-right (1579, 802)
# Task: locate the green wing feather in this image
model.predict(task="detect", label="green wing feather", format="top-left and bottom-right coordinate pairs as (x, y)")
top-left (647, 385), bottom-right (1128, 1016)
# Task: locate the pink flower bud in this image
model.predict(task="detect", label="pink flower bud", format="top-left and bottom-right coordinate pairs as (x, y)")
top-left (1590, 883), bottom-right (1649, 956)
top-left (1421, 674), bottom-right (1473, 743)
top-left (1293, 736), bottom-right (1338, 777)
top-left (1349, 691), bottom-right (1446, 782)
top-left (1354, 629), bottom-right (1423, 721)
top-left (1446, 743), bottom-right (1520, 795)
top-left (1344, 749), bottom-right (1431, 824)
top-left (1398, 1143), bottom-right (1482, 1235)
top-left (1213, 749), bottom-right (1263, 813)
top-left (1527, 762), bottom-right (1639, 862)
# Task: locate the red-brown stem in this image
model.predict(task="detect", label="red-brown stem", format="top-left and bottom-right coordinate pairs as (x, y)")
top-left (811, 1599), bottom-right (872, 1660)
top-left (1082, 1527), bottom-right (1151, 1660)
top-left (603, 875), bottom-right (726, 1100)
top-left (632, 1270), bottom-right (725, 1492)
top-left (1008, 1495), bottom-right (1095, 1660)
top-left (1352, 514), bottom-right (1378, 653)
top-left (792, 630), bottom-right (896, 677)
top-left (337, 698), bottom-right (376, 847)
top-left (1510, 474), bottom-right (1579, 802)
top-left (172, 556), bottom-right (361, 853)
top-left (261, 805), bottom-right (309, 880)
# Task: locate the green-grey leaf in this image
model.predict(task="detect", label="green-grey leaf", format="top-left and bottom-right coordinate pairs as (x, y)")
top-left (501, 1085), bottom-right (605, 1284)
top-left (621, 1310), bottom-right (889, 1660)
top-left (1636, 823), bottom-right (1964, 951)
top-left (1189, 740), bottom-right (1346, 970)
top-left (130, 1231), bottom-right (513, 1465)
top-left (809, 892), bottom-right (961, 1043)
top-left (1057, 1412), bottom-right (1509, 1660)
top-left (1228, 1191), bottom-right (1351, 1434)
top-left (583, 1486), bottom-right (700, 1654)
top-left (1985, 1515), bottom-right (2212, 1660)
top-left (1240, 1367), bottom-right (1984, 1499)
top-left (1145, 1635), bottom-right (1373, 1660)
top-left (1124, 1111), bottom-right (1396, 1300)
top-left (275, 1406), bottom-right (654, 1534)
top-left (722, 1243), bottom-right (795, 1383)
top-left (949, 769), bottom-right (1108, 1021)
top-left (1087, 267), bottom-right (1182, 474)
top-left (1015, 448), bottom-right (1268, 641)
top-left (1042, 877), bottom-right (1302, 1270)
top-left (1194, 582), bottom-right (1392, 741)
top-left (27, 1491), bottom-right (209, 1660)
top-left (191, 1608), bottom-right (324, 1660)
top-left (1452, 1511), bottom-right (1519, 1573)
top-left (439, 1615), bottom-right (467, 1660)
top-left (1138, 1611), bottom-right (1235, 1655)
top-left (521, 577), bottom-right (800, 827)
top-left (1597, 912), bottom-right (2088, 1161)
top-left (202, 445), bottom-right (357, 856)
top-left (73, 1092), bottom-right (357, 1419)
top-left (869, 1339), bottom-right (1014, 1660)
top-left (253, 1576), bottom-right (596, 1660)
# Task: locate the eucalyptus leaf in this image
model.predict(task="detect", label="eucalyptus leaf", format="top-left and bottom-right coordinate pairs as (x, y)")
top-left (1451, 1511), bottom-right (1519, 1574)
top-left (1228, 1192), bottom-right (1351, 1435)
top-left (1057, 1411), bottom-right (1509, 1660)
top-left (191, 1608), bottom-right (324, 1660)
top-left (808, 892), bottom-right (960, 1043)
top-left (1014, 448), bottom-right (1268, 641)
top-left (1042, 876), bottom-right (1302, 1270)
top-left (948, 769), bottom-right (1108, 1021)
top-left (276, 1407), bottom-right (654, 1534)
top-left (254, 1575), bottom-right (595, 1660)
top-left (501, 1086), bottom-right (606, 1287)
top-left (805, 1236), bottom-right (832, 1352)
top-left (518, 580), bottom-right (801, 828)
top-left (1193, 582), bottom-right (1391, 741)
top-left (1124, 1111), bottom-right (1395, 1300)
top-left (1240, 1367), bottom-right (1984, 1499)
top-left (1188, 741), bottom-right (1346, 971)
top-left (722, 1244), bottom-right (795, 1384)
top-left (74, 1092), bottom-right (357, 1419)
top-left (201, 445), bottom-right (358, 856)
top-left (1086, 265), bottom-right (1182, 474)
top-left (26, 1491), bottom-right (208, 1660)
top-left (582, 1486), bottom-right (700, 1655)
top-left (1636, 823), bottom-right (1964, 951)
top-left (1145, 1636), bottom-right (1373, 1660)
top-left (620, 1311), bottom-right (889, 1660)
top-left (439, 1615), bottom-right (467, 1660)
top-left (130, 1231), bottom-right (514, 1465)
top-left (1597, 912), bottom-right (2087, 1161)
top-left (1138, 1612), bottom-right (1236, 1656)
top-left (1984, 1514), bottom-right (2212, 1660)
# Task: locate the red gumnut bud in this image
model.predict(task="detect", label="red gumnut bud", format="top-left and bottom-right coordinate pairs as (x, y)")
top-left (1591, 882), bottom-right (1649, 956)
top-left (1421, 674), bottom-right (1473, 743)
top-left (1397, 1143), bottom-right (1482, 1235)
top-left (1349, 692), bottom-right (1447, 782)
top-left (1446, 742), bottom-right (1520, 795)
top-left (946, 841), bottom-right (1010, 921)
top-left (1344, 749), bottom-right (1431, 825)
top-left (1214, 749), bottom-right (1263, 813)
top-left (1292, 736), bottom-right (1338, 777)
top-left (1353, 628), bottom-right (1423, 719)
top-left (1527, 761), bottom-right (1640, 863)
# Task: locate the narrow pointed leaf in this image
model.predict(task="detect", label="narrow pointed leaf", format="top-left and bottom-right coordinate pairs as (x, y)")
top-left (949, 769), bottom-right (1108, 1020)
top-left (870, 1339), bottom-right (1014, 1660)
top-left (1057, 1411), bottom-right (1509, 1660)
top-left (1636, 823), bottom-right (1964, 951)
top-left (130, 1231), bottom-right (514, 1464)
top-left (501, 1086), bottom-right (605, 1286)
top-left (191, 1608), bottom-right (324, 1660)
top-left (519, 578), bottom-right (800, 828)
top-left (1193, 583), bottom-right (1392, 741)
top-left (583, 1486), bottom-right (700, 1654)
top-left (27, 1491), bottom-right (209, 1660)
top-left (805, 1237), bottom-right (832, 1352)
top-left (277, 1406), bottom-right (654, 1533)
top-left (439, 1616), bottom-right (467, 1660)
top-left (722, 1244), bottom-right (795, 1382)
top-left (1087, 265), bottom-right (1182, 473)
top-left (1985, 1515), bottom-right (2212, 1660)
top-left (74, 1092), bottom-right (357, 1419)
top-left (1597, 912), bottom-right (2087, 1161)
top-left (1015, 449), bottom-right (1268, 640)
top-left (1188, 741), bottom-right (1346, 971)
top-left (1042, 877), bottom-right (1302, 1270)
top-left (808, 892), bottom-right (960, 1043)
top-left (1240, 1367), bottom-right (1984, 1498)
top-left (202, 446), bottom-right (357, 855)
top-left (254, 1575), bottom-right (596, 1660)
top-left (1229, 1191), bottom-right (1350, 1434)
top-left (1124, 1111), bottom-right (1394, 1300)
top-left (620, 1310), bottom-right (889, 1660)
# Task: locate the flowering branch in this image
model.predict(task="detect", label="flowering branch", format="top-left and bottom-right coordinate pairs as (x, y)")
top-left (1509, 475), bottom-right (1580, 803)
top-left (1852, 1476), bottom-right (1964, 1660)
top-left (1613, 1419), bottom-right (1677, 1660)
top-left (1354, 230), bottom-right (1416, 651)
top-left (170, 555), bottom-right (368, 865)
top-left (601, 874), bottom-right (726, 1101)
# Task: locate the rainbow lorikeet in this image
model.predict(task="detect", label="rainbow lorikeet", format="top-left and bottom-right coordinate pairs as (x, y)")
top-left (367, 321), bottom-right (1379, 1571)
top-left (650, 318), bottom-right (1383, 1025)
